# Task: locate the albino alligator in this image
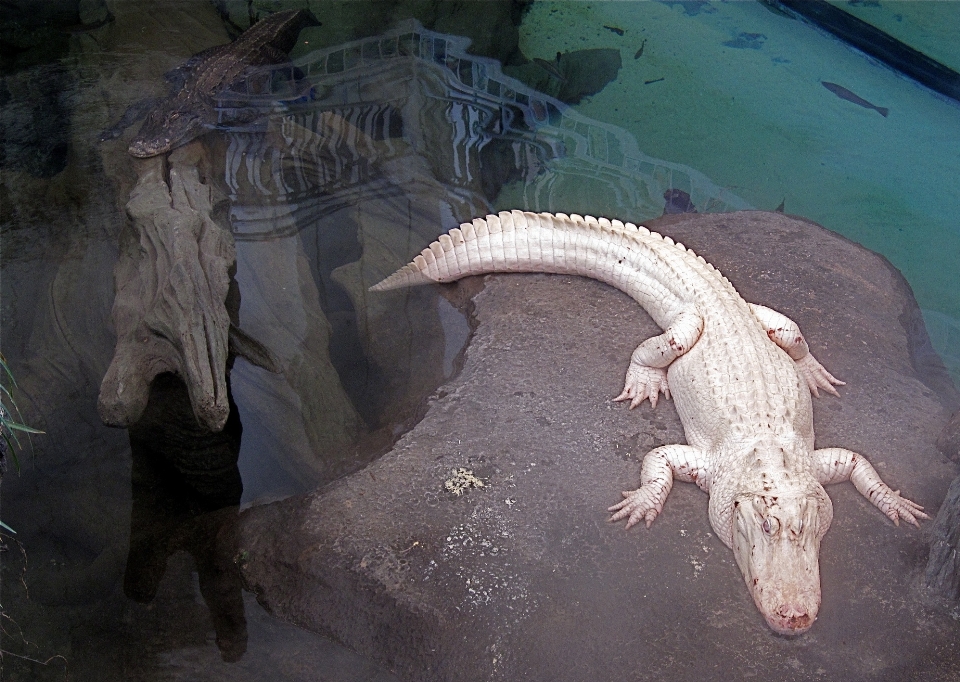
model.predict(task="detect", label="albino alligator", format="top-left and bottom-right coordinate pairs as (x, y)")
top-left (127, 9), bottom-right (319, 158)
top-left (371, 211), bottom-right (928, 635)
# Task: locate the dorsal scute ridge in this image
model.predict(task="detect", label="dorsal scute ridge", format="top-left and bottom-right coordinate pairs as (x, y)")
top-left (370, 210), bottom-right (731, 292)
top-left (521, 210), bottom-right (542, 230)
top-left (514, 211), bottom-right (540, 230)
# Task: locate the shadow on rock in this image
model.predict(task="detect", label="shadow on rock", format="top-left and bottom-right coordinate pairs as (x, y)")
top-left (125, 372), bottom-right (248, 662)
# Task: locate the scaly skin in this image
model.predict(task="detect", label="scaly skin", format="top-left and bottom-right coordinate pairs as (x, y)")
top-left (128, 9), bottom-right (319, 158)
top-left (372, 210), bottom-right (928, 634)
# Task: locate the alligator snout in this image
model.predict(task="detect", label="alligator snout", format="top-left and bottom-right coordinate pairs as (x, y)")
top-left (766, 605), bottom-right (814, 635)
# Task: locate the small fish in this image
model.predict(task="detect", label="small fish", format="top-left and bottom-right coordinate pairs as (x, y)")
top-left (645, 77), bottom-right (665, 85)
top-left (634, 39), bottom-right (647, 59)
top-left (603, 25), bottom-right (625, 36)
top-left (533, 57), bottom-right (566, 82)
top-left (821, 81), bottom-right (888, 117)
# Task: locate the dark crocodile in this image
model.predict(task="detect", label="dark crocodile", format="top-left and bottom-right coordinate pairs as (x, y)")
top-left (127, 9), bottom-right (319, 158)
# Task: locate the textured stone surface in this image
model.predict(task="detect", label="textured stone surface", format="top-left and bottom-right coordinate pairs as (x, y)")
top-left (937, 409), bottom-right (960, 462)
top-left (925, 473), bottom-right (960, 602)
top-left (238, 212), bottom-right (958, 679)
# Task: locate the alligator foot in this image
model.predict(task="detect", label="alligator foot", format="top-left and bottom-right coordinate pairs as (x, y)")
top-left (794, 354), bottom-right (845, 398)
top-left (814, 447), bottom-right (929, 527)
top-left (614, 366), bottom-right (670, 409)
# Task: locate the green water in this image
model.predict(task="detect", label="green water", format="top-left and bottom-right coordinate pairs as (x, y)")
top-left (514, 0), bottom-right (960, 381)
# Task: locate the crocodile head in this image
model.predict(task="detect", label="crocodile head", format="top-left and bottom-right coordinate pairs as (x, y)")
top-left (128, 104), bottom-right (208, 158)
top-left (732, 486), bottom-right (833, 635)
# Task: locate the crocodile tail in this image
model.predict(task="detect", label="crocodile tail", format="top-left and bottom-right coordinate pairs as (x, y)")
top-left (369, 257), bottom-right (436, 291)
top-left (370, 210), bottom-right (522, 291)
top-left (370, 210), bottom-right (692, 292)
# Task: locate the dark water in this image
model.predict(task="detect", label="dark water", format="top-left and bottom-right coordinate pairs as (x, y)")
top-left (1, 1), bottom-right (958, 680)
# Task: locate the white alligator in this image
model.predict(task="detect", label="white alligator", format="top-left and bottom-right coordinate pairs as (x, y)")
top-left (371, 211), bottom-right (927, 635)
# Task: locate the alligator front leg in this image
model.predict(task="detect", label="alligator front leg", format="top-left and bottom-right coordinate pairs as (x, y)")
top-left (614, 310), bottom-right (703, 408)
top-left (748, 303), bottom-right (845, 397)
top-left (609, 444), bottom-right (711, 529)
top-left (814, 447), bottom-right (929, 526)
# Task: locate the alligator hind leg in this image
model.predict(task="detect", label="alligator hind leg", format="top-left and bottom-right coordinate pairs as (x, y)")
top-left (609, 444), bottom-right (711, 528)
top-left (614, 310), bottom-right (703, 408)
top-left (748, 303), bottom-right (845, 397)
top-left (814, 447), bottom-right (929, 527)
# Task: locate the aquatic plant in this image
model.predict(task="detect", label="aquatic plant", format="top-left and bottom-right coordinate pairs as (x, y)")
top-left (0, 353), bottom-right (43, 534)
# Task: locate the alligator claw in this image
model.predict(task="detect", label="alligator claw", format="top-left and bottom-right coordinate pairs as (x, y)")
top-left (795, 353), bottom-right (845, 398)
top-left (614, 366), bottom-right (669, 409)
top-left (609, 487), bottom-right (662, 529)
top-left (880, 489), bottom-right (928, 528)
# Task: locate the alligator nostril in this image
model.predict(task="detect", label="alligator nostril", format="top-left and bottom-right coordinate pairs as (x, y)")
top-left (789, 614), bottom-right (810, 627)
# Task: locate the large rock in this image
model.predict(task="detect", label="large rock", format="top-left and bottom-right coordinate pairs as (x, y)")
top-left (239, 210), bottom-right (960, 681)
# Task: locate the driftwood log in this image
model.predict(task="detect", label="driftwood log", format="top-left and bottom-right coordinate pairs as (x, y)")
top-left (98, 143), bottom-right (275, 432)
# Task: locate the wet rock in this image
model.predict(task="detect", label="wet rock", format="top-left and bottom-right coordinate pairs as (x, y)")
top-left (555, 48), bottom-right (622, 104)
top-left (238, 211), bottom-right (960, 681)
top-left (507, 48), bottom-right (623, 105)
top-left (926, 410), bottom-right (960, 604)
top-left (937, 409), bottom-right (960, 462)
top-left (925, 473), bottom-right (960, 601)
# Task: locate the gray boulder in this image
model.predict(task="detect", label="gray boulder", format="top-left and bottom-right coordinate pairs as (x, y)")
top-left (238, 211), bottom-right (960, 681)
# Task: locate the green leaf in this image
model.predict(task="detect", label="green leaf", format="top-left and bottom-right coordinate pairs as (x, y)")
top-left (0, 357), bottom-right (17, 387)
top-left (5, 422), bottom-right (44, 435)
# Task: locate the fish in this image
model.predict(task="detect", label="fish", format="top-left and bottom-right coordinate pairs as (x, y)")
top-left (603, 25), bottom-right (625, 36)
top-left (533, 57), bottom-right (566, 82)
top-left (645, 77), bottom-right (665, 85)
top-left (634, 39), bottom-right (647, 59)
top-left (821, 81), bottom-right (888, 117)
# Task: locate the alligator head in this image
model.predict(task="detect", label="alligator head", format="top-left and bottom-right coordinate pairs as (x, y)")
top-left (128, 102), bottom-right (209, 158)
top-left (732, 485), bottom-right (833, 635)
